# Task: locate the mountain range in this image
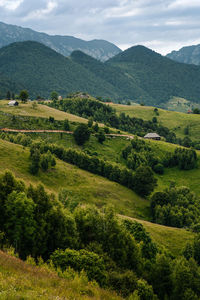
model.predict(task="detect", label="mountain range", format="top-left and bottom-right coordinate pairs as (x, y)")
top-left (167, 44), bottom-right (200, 65)
top-left (0, 21), bottom-right (121, 62)
top-left (1, 41), bottom-right (200, 106)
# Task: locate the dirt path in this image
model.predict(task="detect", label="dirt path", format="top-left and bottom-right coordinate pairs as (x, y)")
top-left (0, 128), bottom-right (134, 139)
top-left (0, 128), bottom-right (73, 134)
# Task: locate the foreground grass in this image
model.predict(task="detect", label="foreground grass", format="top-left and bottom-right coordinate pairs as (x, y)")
top-left (110, 103), bottom-right (200, 141)
top-left (0, 250), bottom-right (122, 300)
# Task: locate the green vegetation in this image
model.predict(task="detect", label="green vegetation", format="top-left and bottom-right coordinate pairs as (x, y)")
top-left (110, 102), bottom-right (200, 142)
top-left (1, 99), bottom-right (200, 298)
top-left (107, 45), bottom-right (200, 105)
top-left (0, 250), bottom-right (122, 300)
top-left (0, 100), bottom-right (89, 124)
top-left (2, 41), bottom-right (200, 105)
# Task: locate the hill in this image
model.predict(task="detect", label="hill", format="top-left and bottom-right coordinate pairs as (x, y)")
top-left (0, 138), bottom-right (194, 255)
top-left (167, 44), bottom-right (200, 65)
top-left (2, 42), bottom-right (200, 106)
top-left (107, 45), bottom-right (200, 105)
top-left (0, 41), bottom-right (121, 99)
top-left (109, 102), bottom-right (200, 141)
top-left (0, 21), bottom-right (121, 62)
top-left (70, 50), bottom-right (149, 102)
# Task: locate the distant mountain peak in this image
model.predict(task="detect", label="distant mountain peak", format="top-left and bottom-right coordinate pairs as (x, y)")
top-left (0, 21), bottom-right (121, 61)
top-left (166, 44), bottom-right (200, 65)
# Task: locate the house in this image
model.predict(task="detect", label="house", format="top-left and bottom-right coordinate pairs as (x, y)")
top-left (144, 133), bottom-right (161, 140)
top-left (8, 100), bottom-right (19, 106)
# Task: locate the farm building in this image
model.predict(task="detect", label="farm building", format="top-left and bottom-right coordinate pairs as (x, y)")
top-left (8, 100), bottom-right (19, 106)
top-left (144, 133), bottom-right (161, 140)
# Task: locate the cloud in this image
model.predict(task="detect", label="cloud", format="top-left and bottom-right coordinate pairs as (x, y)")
top-left (0, 0), bottom-right (200, 55)
top-left (0, 0), bottom-right (23, 10)
top-left (23, 1), bottom-right (57, 20)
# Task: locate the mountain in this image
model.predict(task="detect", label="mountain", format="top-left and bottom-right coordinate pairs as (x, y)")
top-left (0, 21), bottom-right (121, 62)
top-left (107, 45), bottom-right (200, 105)
top-left (1, 41), bottom-right (200, 106)
top-left (0, 41), bottom-right (122, 99)
top-left (70, 50), bottom-right (150, 102)
top-left (167, 44), bottom-right (200, 65)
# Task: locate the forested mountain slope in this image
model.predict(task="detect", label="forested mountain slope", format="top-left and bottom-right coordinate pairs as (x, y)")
top-left (107, 45), bottom-right (200, 105)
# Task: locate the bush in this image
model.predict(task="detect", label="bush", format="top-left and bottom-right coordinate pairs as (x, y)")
top-left (73, 124), bottom-right (91, 145)
top-left (153, 163), bottom-right (164, 174)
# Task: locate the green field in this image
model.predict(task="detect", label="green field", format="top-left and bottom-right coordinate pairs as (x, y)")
top-left (0, 100), bottom-right (88, 123)
top-left (0, 138), bottom-right (195, 255)
top-left (23, 132), bottom-right (200, 196)
top-left (110, 102), bottom-right (200, 141)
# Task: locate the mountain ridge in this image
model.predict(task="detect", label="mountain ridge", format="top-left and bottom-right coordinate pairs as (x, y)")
top-left (0, 21), bottom-right (121, 61)
top-left (166, 44), bottom-right (200, 65)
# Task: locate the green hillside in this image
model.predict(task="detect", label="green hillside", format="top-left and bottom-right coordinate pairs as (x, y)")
top-left (0, 250), bottom-right (121, 299)
top-left (0, 41), bottom-right (121, 99)
top-left (0, 138), bottom-right (194, 255)
top-left (2, 42), bottom-right (200, 106)
top-left (109, 103), bottom-right (200, 141)
top-left (107, 45), bottom-right (200, 105)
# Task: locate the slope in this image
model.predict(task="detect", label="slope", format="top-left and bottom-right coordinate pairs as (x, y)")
top-left (167, 44), bottom-right (200, 65)
top-left (0, 41), bottom-right (121, 99)
top-left (0, 21), bottom-right (121, 61)
top-left (70, 50), bottom-right (150, 101)
top-left (109, 103), bottom-right (200, 141)
top-left (107, 45), bottom-right (200, 105)
top-left (0, 250), bottom-right (121, 300)
top-left (0, 138), bottom-right (194, 255)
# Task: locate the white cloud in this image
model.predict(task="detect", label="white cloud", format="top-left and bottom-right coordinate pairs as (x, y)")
top-left (168, 0), bottom-right (200, 9)
top-left (0, 0), bottom-right (23, 10)
top-left (23, 1), bottom-right (57, 20)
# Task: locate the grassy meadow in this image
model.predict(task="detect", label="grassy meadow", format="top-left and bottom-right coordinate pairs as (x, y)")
top-left (0, 250), bottom-right (122, 300)
top-left (109, 102), bottom-right (200, 141)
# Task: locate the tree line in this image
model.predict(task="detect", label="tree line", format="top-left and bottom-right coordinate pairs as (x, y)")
top-left (30, 142), bottom-right (157, 197)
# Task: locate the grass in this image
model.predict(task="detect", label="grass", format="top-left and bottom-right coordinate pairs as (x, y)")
top-left (110, 102), bottom-right (200, 141)
top-left (0, 138), bottom-right (148, 220)
top-left (25, 132), bottom-right (200, 196)
top-left (121, 216), bottom-right (194, 256)
top-left (0, 138), bottom-right (195, 256)
top-left (0, 250), bottom-right (122, 300)
top-left (0, 100), bottom-right (88, 123)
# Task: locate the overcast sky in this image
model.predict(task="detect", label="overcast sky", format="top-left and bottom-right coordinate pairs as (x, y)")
top-left (0, 0), bottom-right (200, 54)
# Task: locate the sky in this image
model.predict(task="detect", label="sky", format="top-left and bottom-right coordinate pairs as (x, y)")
top-left (0, 0), bottom-right (200, 55)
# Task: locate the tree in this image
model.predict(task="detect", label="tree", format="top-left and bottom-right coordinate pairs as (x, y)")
top-left (51, 91), bottom-right (58, 101)
top-left (97, 130), bottom-right (106, 144)
top-left (5, 191), bottom-right (36, 258)
top-left (63, 119), bottom-right (70, 131)
top-left (73, 124), bottom-right (91, 145)
top-left (29, 149), bottom-right (40, 175)
top-left (19, 90), bottom-right (29, 103)
top-left (133, 166), bottom-right (157, 197)
top-left (93, 122), bottom-right (99, 132)
top-left (6, 91), bottom-right (11, 100)
top-left (88, 117), bottom-right (94, 128)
